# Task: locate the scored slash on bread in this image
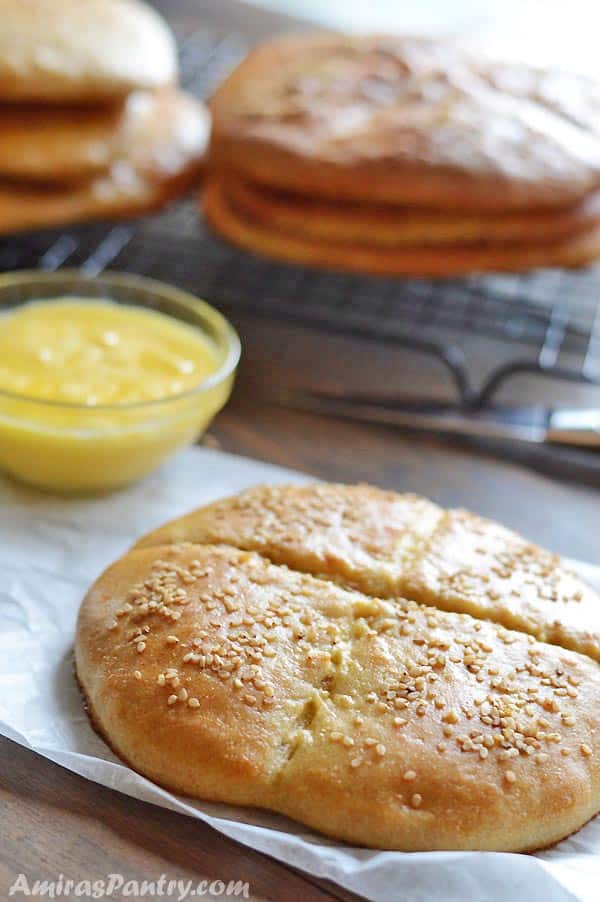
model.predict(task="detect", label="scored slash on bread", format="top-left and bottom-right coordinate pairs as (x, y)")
top-left (76, 483), bottom-right (600, 851)
top-left (134, 483), bottom-right (600, 662)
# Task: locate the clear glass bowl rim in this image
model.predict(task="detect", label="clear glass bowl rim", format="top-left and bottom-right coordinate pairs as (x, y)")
top-left (0, 269), bottom-right (241, 412)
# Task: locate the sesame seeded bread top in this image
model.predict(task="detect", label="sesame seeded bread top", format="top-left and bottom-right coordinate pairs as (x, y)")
top-left (134, 483), bottom-right (600, 662)
top-left (75, 542), bottom-right (600, 851)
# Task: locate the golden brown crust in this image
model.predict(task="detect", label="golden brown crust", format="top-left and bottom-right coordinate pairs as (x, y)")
top-left (208, 33), bottom-right (600, 211)
top-left (76, 541), bottom-right (600, 851)
top-left (203, 179), bottom-right (600, 277)
top-left (0, 0), bottom-right (177, 103)
top-left (228, 175), bottom-right (600, 248)
top-left (0, 92), bottom-right (208, 235)
top-left (135, 483), bottom-right (600, 662)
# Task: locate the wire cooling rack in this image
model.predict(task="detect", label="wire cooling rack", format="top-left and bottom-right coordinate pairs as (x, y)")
top-left (1, 26), bottom-right (600, 407)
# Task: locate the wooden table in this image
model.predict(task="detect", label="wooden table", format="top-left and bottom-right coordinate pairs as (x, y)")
top-left (1, 2), bottom-right (599, 900)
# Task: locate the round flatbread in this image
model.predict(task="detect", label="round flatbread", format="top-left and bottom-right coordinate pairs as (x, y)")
top-left (76, 485), bottom-right (600, 852)
top-left (0, 0), bottom-right (177, 103)
top-left (203, 178), bottom-right (600, 276)
top-left (228, 175), bottom-right (600, 247)
top-left (209, 33), bottom-right (600, 211)
top-left (0, 92), bottom-right (208, 235)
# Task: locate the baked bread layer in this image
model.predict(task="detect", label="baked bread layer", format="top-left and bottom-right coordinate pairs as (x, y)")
top-left (0, 91), bottom-right (208, 235)
top-left (203, 179), bottom-right (600, 277)
top-left (0, 89), bottom-right (205, 183)
top-left (227, 176), bottom-right (600, 248)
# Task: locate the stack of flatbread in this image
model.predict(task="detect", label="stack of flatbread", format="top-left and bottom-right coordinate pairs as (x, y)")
top-left (0, 0), bottom-right (209, 235)
top-left (205, 33), bottom-right (600, 277)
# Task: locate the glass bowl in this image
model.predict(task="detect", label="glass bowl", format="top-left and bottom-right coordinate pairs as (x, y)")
top-left (0, 270), bottom-right (241, 494)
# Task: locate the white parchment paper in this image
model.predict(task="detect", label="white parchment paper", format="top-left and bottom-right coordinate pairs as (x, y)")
top-left (0, 446), bottom-right (599, 902)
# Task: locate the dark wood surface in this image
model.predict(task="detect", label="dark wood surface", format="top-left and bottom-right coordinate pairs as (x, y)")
top-left (1, 2), bottom-right (600, 900)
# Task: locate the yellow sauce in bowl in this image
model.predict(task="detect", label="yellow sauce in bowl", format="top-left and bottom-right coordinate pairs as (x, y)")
top-left (0, 296), bottom-right (238, 493)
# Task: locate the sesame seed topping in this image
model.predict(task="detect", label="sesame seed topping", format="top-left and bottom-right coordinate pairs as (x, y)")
top-left (443, 709), bottom-right (459, 724)
top-left (403, 770), bottom-right (417, 781)
top-left (133, 670), bottom-right (142, 680)
top-left (411, 794), bottom-right (422, 808)
top-left (104, 517), bottom-right (600, 812)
